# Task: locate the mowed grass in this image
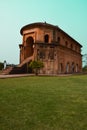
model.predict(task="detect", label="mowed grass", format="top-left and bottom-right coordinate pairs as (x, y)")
top-left (0, 75), bottom-right (87, 130)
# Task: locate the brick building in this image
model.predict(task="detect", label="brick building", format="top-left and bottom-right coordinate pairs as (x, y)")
top-left (19, 22), bottom-right (82, 74)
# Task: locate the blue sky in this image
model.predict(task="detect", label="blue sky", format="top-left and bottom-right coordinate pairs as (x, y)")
top-left (0, 0), bottom-right (87, 64)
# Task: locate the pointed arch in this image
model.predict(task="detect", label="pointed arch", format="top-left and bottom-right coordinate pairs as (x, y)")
top-left (66, 62), bottom-right (70, 73)
top-left (71, 62), bottom-right (75, 73)
top-left (59, 63), bottom-right (63, 73)
top-left (26, 36), bottom-right (34, 57)
top-left (76, 64), bottom-right (78, 72)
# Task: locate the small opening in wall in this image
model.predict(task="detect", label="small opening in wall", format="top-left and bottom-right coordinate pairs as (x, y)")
top-left (60, 63), bottom-right (63, 73)
top-left (39, 52), bottom-right (45, 59)
top-left (44, 34), bottom-right (49, 43)
top-left (71, 44), bottom-right (73, 49)
top-left (57, 37), bottom-right (60, 44)
top-left (65, 41), bottom-right (68, 47)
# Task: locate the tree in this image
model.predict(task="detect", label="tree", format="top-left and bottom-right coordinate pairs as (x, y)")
top-left (0, 62), bottom-right (4, 70)
top-left (29, 60), bottom-right (44, 75)
top-left (82, 65), bottom-right (87, 72)
top-left (82, 54), bottom-right (87, 67)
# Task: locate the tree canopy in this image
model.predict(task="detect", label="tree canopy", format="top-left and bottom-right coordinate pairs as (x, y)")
top-left (82, 65), bottom-right (87, 72)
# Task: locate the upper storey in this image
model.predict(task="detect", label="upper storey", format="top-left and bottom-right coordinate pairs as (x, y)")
top-left (20, 22), bottom-right (82, 53)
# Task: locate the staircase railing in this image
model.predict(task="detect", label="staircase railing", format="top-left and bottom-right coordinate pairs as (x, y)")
top-left (18, 56), bottom-right (33, 67)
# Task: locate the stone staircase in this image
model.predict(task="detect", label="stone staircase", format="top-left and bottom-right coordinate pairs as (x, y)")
top-left (1, 67), bottom-right (13, 75)
top-left (1, 56), bottom-right (33, 75)
top-left (18, 56), bottom-right (33, 67)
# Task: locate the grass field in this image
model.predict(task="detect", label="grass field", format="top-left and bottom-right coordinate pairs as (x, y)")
top-left (0, 75), bottom-right (87, 130)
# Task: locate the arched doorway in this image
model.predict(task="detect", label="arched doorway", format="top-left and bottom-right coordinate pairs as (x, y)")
top-left (59, 63), bottom-right (63, 73)
top-left (26, 37), bottom-right (34, 58)
top-left (71, 62), bottom-right (75, 73)
top-left (76, 64), bottom-right (78, 72)
top-left (66, 62), bottom-right (70, 73)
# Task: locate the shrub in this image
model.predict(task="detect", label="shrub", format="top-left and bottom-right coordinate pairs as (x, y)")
top-left (29, 60), bottom-right (44, 75)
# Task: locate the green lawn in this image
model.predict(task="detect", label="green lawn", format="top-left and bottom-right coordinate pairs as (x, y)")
top-left (0, 75), bottom-right (87, 130)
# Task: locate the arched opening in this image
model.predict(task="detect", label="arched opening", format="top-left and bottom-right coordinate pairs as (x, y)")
top-left (65, 41), bottom-right (68, 47)
top-left (57, 37), bottom-right (60, 44)
top-left (76, 64), bottom-right (78, 72)
top-left (71, 62), bottom-right (75, 73)
top-left (44, 34), bottom-right (49, 43)
top-left (59, 63), bottom-right (63, 73)
top-left (66, 62), bottom-right (70, 73)
top-left (71, 44), bottom-right (73, 49)
top-left (26, 37), bottom-right (34, 58)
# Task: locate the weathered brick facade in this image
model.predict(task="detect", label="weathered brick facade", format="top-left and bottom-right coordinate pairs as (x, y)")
top-left (19, 22), bottom-right (82, 74)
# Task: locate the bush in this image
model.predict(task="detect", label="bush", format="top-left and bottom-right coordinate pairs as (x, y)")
top-left (29, 60), bottom-right (44, 75)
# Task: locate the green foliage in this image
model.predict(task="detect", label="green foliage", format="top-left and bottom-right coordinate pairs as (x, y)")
top-left (29, 60), bottom-right (44, 69)
top-left (0, 62), bottom-right (4, 70)
top-left (82, 65), bottom-right (87, 72)
top-left (29, 60), bottom-right (44, 75)
top-left (0, 75), bottom-right (87, 130)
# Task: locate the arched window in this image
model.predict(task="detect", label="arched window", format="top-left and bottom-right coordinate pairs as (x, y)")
top-left (65, 41), bottom-right (68, 47)
top-left (44, 34), bottom-right (49, 43)
top-left (71, 44), bottom-right (73, 49)
top-left (57, 37), bottom-right (60, 44)
top-left (75, 46), bottom-right (77, 51)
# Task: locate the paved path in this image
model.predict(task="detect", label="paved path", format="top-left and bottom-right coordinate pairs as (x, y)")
top-left (0, 74), bottom-right (35, 79)
top-left (0, 73), bottom-right (73, 79)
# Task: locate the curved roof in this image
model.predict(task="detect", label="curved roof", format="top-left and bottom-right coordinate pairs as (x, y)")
top-left (20, 22), bottom-right (58, 35)
top-left (20, 22), bottom-right (82, 47)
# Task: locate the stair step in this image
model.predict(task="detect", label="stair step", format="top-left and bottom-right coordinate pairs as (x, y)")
top-left (1, 67), bottom-right (13, 75)
top-left (1, 56), bottom-right (33, 75)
